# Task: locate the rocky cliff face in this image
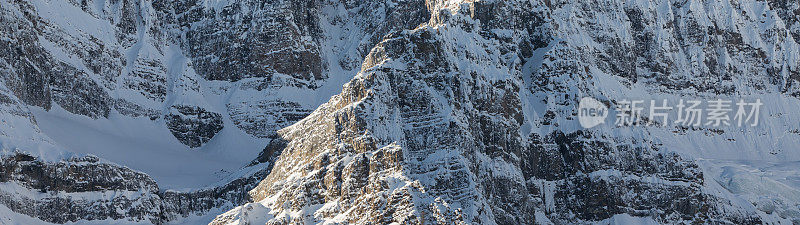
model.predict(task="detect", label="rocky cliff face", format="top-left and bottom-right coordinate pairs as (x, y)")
top-left (0, 0), bottom-right (435, 223)
top-left (0, 153), bottom-right (163, 224)
top-left (1, 0), bottom-right (800, 224)
top-left (0, 151), bottom-right (275, 224)
top-left (213, 0), bottom-right (800, 224)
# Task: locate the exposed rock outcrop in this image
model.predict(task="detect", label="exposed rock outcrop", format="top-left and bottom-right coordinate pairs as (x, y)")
top-left (165, 105), bottom-right (224, 148)
top-left (1, 0), bottom-right (800, 224)
top-left (214, 0), bottom-right (800, 224)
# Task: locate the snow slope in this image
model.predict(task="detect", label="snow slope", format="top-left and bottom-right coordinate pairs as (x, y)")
top-left (30, 105), bottom-right (266, 189)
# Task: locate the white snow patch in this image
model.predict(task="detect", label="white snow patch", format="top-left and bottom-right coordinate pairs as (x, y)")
top-left (30, 105), bottom-right (266, 190)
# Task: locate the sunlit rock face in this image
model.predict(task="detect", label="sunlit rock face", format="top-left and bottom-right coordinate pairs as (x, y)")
top-left (0, 0), bottom-right (432, 223)
top-left (1, 0), bottom-right (800, 224)
top-left (0, 0), bottom-right (431, 147)
top-left (213, 0), bottom-right (800, 224)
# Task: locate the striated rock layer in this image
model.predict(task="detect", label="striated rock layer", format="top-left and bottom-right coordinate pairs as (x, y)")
top-left (0, 151), bottom-right (273, 224)
top-left (0, 0), bottom-right (435, 223)
top-left (0, 0), bottom-right (799, 224)
top-left (214, 0), bottom-right (800, 224)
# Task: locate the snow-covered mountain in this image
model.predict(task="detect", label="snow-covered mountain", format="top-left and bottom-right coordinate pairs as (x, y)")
top-left (1, 0), bottom-right (426, 223)
top-left (1, 0), bottom-right (800, 224)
